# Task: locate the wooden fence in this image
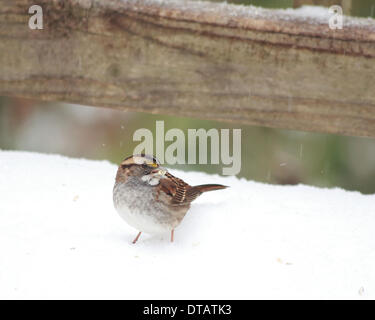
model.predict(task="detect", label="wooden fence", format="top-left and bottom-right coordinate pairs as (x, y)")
top-left (1, 0), bottom-right (375, 137)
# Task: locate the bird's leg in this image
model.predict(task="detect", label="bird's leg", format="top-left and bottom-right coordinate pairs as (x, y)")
top-left (132, 231), bottom-right (142, 244)
top-left (171, 229), bottom-right (174, 242)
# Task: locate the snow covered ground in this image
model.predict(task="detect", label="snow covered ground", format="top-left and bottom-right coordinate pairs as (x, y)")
top-left (0, 150), bottom-right (374, 299)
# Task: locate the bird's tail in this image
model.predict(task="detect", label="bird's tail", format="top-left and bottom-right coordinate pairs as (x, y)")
top-left (192, 184), bottom-right (228, 193)
top-left (182, 184), bottom-right (227, 203)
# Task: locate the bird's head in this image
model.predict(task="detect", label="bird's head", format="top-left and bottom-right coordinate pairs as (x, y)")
top-left (116, 154), bottom-right (166, 185)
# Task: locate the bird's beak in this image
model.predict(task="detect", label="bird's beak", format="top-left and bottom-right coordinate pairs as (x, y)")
top-left (151, 167), bottom-right (167, 176)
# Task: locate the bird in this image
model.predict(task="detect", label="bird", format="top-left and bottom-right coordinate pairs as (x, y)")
top-left (113, 154), bottom-right (227, 243)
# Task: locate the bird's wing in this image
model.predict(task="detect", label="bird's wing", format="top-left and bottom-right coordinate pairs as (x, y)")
top-left (158, 172), bottom-right (193, 205)
top-left (158, 173), bottom-right (227, 206)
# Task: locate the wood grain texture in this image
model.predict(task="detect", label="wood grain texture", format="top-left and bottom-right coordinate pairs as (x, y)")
top-left (1, 0), bottom-right (375, 136)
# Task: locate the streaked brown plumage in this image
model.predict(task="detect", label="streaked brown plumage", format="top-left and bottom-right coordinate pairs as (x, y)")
top-left (113, 154), bottom-right (227, 243)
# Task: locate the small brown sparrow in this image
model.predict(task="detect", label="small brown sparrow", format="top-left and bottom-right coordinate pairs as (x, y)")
top-left (113, 154), bottom-right (227, 243)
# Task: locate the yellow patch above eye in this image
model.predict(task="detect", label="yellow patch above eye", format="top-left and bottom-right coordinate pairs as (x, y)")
top-left (147, 162), bottom-right (158, 167)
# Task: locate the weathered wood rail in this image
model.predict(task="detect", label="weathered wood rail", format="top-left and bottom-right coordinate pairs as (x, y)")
top-left (1, 0), bottom-right (375, 137)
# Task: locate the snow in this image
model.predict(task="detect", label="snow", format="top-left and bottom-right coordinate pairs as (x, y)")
top-left (118, 0), bottom-right (375, 29)
top-left (0, 150), bottom-right (375, 299)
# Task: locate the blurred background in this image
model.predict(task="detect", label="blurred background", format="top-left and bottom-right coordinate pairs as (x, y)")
top-left (1, 0), bottom-right (375, 194)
